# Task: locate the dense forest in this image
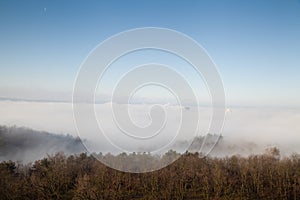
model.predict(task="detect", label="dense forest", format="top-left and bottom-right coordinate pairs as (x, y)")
top-left (1, 148), bottom-right (300, 200)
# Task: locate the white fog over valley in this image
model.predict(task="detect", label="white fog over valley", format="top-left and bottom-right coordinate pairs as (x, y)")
top-left (1, 100), bottom-right (300, 162)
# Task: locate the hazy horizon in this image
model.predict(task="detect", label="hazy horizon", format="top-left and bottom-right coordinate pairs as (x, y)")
top-left (1, 100), bottom-right (300, 156)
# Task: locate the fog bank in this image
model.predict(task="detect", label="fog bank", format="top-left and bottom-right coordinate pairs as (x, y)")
top-left (0, 100), bottom-right (300, 158)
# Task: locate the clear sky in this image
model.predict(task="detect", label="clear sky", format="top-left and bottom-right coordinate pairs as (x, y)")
top-left (0, 0), bottom-right (300, 107)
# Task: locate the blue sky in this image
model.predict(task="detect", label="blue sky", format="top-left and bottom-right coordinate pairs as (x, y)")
top-left (0, 0), bottom-right (300, 107)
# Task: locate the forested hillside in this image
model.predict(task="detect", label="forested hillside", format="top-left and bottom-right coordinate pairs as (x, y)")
top-left (0, 125), bottom-right (85, 162)
top-left (1, 125), bottom-right (299, 199)
top-left (1, 150), bottom-right (300, 199)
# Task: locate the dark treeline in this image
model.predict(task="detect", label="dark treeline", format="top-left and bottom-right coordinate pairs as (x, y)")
top-left (0, 125), bottom-right (85, 162)
top-left (1, 148), bottom-right (300, 200)
top-left (0, 125), bottom-right (259, 163)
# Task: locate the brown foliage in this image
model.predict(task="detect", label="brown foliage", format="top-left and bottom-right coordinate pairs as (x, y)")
top-left (1, 150), bottom-right (300, 200)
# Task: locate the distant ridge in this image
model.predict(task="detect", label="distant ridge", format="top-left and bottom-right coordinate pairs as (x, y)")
top-left (0, 125), bottom-right (86, 162)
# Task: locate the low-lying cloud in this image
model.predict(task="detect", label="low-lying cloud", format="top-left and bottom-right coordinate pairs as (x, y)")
top-left (0, 100), bottom-right (300, 159)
